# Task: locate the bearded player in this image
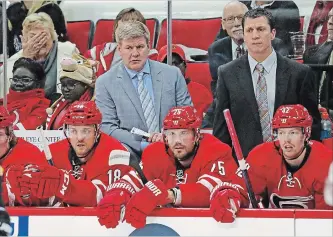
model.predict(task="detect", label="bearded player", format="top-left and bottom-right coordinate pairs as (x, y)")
top-left (97, 106), bottom-right (243, 228)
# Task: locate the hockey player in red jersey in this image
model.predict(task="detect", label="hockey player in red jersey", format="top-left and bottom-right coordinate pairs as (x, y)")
top-left (14, 101), bottom-right (131, 207)
top-left (210, 104), bottom-right (333, 223)
top-left (0, 105), bottom-right (48, 206)
top-left (97, 105), bottom-right (242, 228)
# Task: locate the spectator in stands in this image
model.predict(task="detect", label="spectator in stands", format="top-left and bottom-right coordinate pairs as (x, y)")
top-left (95, 20), bottom-right (192, 160)
top-left (203, 0), bottom-right (289, 128)
top-left (213, 8), bottom-right (320, 158)
top-left (158, 44), bottom-right (213, 119)
top-left (0, 12), bottom-right (79, 100)
top-left (6, 0), bottom-right (68, 57)
top-left (45, 54), bottom-right (95, 130)
top-left (306, 1), bottom-right (333, 47)
top-left (0, 105), bottom-right (49, 206)
top-left (303, 7), bottom-right (333, 119)
top-left (0, 57), bottom-right (49, 130)
top-left (84, 7), bottom-right (158, 78)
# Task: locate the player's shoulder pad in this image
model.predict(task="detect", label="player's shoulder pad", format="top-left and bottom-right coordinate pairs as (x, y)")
top-left (199, 134), bottom-right (233, 158)
top-left (108, 150), bottom-right (130, 166)
top-left (247, 142), bottom-right (276, 163)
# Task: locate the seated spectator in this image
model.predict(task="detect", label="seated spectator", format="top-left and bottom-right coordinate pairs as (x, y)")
top-left (84, 7), bottom-right (158, 77)
top-left (0, 12), bottom-right (79, 99)
top-left (95, 20), bottom-right (192, 160)
top-left (6, 0), bottom-right (68, 57)
top-left (45, 54), bottom-right (95, 130)
top-left (158, 44), bottom-right (213, 119)
top-left (306, 1), bottom-right (333, 47)
top-left (9, 101), bottom-right (129, 207)
top-left (97, 106), bottom-right (239, 229)
top-left (210, 104), bottom-right (333, 224)
top-left (0, 105), bottom-right (49, 206)
top-left (303, 7), bottom-right (333, 119)
top-left (0, 57), bottom-right (49, 130)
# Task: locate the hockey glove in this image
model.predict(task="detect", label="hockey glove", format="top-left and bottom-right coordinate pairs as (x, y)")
top-left (4, 164), bottom-right (28, 206)
top-left (125, 179), bottom-right (168, 229)
top-left (19, 165), bottom-right (72, 200)
top-left (210, 182), bottom-right (242, 223)
top-left (97, 180), bottom-right (136, 229)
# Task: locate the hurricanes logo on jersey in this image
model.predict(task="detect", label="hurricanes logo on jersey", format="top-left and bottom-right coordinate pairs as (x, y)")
top-left (270, 193), bottom-right (314, 209)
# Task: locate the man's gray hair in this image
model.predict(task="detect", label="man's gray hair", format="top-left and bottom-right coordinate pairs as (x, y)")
top-left (115, 20), bottom-right (150, 44)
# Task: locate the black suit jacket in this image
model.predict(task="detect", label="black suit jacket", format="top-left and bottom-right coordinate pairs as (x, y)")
top-left (208, 36), bottom-right (289, 95)
top-left (213, 53), bottom-right (320, 157)
top-left (303, 41), bottom-right (333, 110)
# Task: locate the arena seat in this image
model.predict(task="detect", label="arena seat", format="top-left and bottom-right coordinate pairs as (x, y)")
top-left (156, 18), bottom-right (221, 51)
top-left (186, 62), bottom-right (212, 92)
top-left (91, 18), bottom-right (159, 48)
top-left (67, 20), bottom-right (94, 53)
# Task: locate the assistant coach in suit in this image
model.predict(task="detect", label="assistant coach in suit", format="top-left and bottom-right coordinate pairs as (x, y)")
top-left (213, 8), bottom-right (320, 158)
top-left (96, 20), bottom-right (192, 158)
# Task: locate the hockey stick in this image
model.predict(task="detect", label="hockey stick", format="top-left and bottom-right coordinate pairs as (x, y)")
top-left (223, 109), bottom-right (258, 208)
top-left (38, 128), bottom-right (54, 166)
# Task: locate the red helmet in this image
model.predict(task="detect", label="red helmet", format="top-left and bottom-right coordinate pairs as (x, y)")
top-left (0, 106), bottom-right (14, 128)
top-left (63, 101), bottom-right (102, 126)
top-left (272, 104), bottom-right (312, 137)
top-left (163, 106), bottom-right (201, 130)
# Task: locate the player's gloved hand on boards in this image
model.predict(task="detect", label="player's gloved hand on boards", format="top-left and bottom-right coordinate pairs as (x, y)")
top-left (125, 179), bottom-right (168, 229)
top-left (210, 182), bottom-right (242, 223)
top-left (97, 180), bottom-right (136, 228)
top-left (18, 165), bottom-right (72, 200)
top-left (4, 164), bottom-right (29, 206)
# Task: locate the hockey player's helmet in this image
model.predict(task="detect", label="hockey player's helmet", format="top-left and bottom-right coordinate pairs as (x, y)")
top-left (63, 101), bottom-right (102, 126)
top-left (0, 106), bottom-right (14, 128)
top-left (272, 104), bottom-right (312, 138)
top-left (163, 106), bottom-right (201, 130)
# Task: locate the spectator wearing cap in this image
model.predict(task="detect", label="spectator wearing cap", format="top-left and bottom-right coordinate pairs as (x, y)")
top-left (0, 57), bottom-right (49, 130)
top-left (45, 54), bottom-right (95, 130)
top-left (158, 44), bottom-right (213, 119)
top-left (84, 7), bottom-right (158, 78)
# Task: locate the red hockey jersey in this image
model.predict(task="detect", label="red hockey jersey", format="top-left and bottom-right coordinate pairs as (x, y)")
top-left (0, 89), bottom-right (50, 130)
top-left (139, 134), bottom-right (239, 207)
top-left (48, 133), bottom-right (129, 206)
top-left (244, 141), bottom-right (333, 209)
top-left (1, 138), bottom-right (48, 206)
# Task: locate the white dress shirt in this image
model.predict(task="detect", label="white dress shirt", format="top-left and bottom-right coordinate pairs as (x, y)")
top-left (248, 49), bottom-right (277, 120)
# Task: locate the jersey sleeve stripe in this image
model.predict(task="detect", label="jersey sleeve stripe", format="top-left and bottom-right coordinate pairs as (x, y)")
top-left (122, 174), bottom-right (142, 192)
top-left (91, 179), bottom-right (106, 203)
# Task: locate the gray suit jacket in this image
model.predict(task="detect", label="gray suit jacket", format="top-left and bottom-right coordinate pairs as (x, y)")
top-left (95, 59), bottom-right (192, 155)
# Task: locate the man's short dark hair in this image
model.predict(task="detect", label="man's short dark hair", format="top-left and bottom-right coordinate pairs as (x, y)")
top-left (242, 8), bottom-right (275, 31)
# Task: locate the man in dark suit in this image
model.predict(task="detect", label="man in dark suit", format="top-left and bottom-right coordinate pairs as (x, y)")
top-left (202, 1), bottom-right (288, 128)
top-left (213, 8), bottom-right (320, 158)
top-left (303, 8), bottom-right (333, 116)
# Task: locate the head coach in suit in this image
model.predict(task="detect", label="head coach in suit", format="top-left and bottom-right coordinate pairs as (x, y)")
top-left (95, 20), bottom-right (192, 159)
top-left (213, 8), bottom-right (320, 158)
